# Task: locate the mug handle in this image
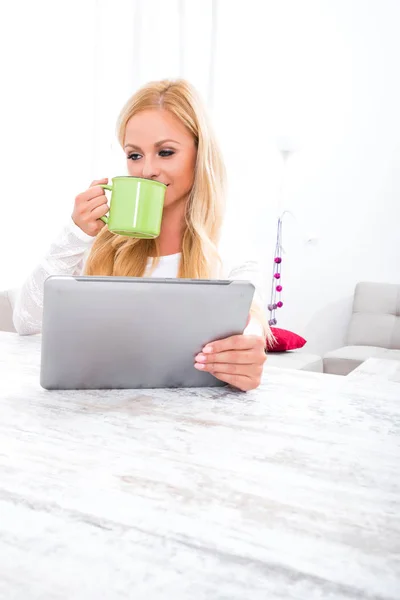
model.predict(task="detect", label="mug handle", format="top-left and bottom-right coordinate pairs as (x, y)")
top-left (99, 184), bottom-right (113, 224)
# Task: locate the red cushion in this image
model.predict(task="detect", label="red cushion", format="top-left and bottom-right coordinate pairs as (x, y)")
top-left (267, 327), bottom-right (307, 352)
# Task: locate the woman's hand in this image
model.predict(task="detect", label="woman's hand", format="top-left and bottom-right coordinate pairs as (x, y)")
top-left (72, 178), bottom-right (109, 237)
top-left (194, 333), bottom-right (267, 391)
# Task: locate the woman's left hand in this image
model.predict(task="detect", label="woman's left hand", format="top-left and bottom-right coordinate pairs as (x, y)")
top-left (194, 334), bottom-right (267, 391)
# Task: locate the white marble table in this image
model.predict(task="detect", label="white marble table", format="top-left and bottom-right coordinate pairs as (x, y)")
top-left (1, 332), bottom-right (399, 599)
top-left (348, 357), bottom-right (400, 384)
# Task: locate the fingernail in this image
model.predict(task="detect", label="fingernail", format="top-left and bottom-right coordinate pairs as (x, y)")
top-left (194, 363), bottom-right (205, 370)
top-left (195, 353), bottom-right (206, 362)
top-left (203, 346), bottom-right (213, 354)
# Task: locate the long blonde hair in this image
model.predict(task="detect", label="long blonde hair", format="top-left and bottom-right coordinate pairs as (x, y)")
top-left (85, 78), bottom-right (270, 339)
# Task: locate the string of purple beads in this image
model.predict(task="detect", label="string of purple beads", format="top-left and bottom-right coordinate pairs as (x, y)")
top-left (268, 256), bottom-right (284, 326)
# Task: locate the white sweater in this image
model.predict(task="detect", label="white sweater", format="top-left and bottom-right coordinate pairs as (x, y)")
top-left (13, 219), bottom-right (266, 337)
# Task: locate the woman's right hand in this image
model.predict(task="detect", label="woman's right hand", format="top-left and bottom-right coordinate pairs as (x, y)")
top-left (72, 178), bottom-right (110, 237)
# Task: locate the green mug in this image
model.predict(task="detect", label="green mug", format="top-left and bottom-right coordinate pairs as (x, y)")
top-left (100, 176), bottom-right (167, 238)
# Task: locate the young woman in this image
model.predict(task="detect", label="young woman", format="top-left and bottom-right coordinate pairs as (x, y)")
top-left (13, 79), bottom-right (270, 391)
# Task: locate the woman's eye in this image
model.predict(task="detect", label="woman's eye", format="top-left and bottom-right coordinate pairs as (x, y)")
top-left (159, 149), bottom-right (175, 157)
top-left (127, 153), bottom-right (142, 161)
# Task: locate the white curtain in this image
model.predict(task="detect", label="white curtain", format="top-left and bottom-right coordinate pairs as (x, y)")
top-left (0, 1), bottom-right (96, 288)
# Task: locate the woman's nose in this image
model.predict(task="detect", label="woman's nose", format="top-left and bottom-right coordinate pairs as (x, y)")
top-left (140, 156), bottom-right (161, 180)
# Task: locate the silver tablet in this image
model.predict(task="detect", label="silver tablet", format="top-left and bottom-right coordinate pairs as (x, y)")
top-left (40, 276), bottom-right (255, 390)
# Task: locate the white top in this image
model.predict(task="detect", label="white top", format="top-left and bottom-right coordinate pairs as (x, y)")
top-left (12, 219), bottom-right (266, 337)
top-left (149, 252), bottom-right (181, 278)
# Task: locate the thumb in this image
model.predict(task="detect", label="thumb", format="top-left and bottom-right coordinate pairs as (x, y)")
top-left (90, 177), bottom-right (108, 187)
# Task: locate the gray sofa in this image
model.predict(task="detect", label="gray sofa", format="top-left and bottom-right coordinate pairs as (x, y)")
top-left (266, 351), bottom-right (323, 372)
top-left (0, 290), bottom-right (16, 333)
top-left (323, 281), bottom-right (400, 375)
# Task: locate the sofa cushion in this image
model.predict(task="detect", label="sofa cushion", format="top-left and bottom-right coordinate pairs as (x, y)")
top-left (266, 351), bottom-right (323, 372)
top-left (0, 290), bottom-right (16, 333)
top-left (347, 282), bottom-right (400, 349)
top-left (323, 345), bottom-right (400, 376)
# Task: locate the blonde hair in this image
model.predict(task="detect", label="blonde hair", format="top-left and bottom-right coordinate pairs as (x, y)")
top-left (85, 78), bottom-right (270, 340)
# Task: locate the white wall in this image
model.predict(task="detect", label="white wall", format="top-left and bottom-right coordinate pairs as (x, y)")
top-left (1, 0), bottom-right (399, 355)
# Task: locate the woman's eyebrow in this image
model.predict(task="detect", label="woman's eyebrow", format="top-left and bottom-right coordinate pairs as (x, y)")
top-left (155, 139), bottom-right (181, 147)
top-left (124, 139), bottom-right (180, 150)
top-left (124, 143), bottom-right (142, 150)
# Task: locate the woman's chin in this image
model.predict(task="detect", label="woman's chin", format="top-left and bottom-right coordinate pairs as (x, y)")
top-left (163, 194), bottom-right (180, 209)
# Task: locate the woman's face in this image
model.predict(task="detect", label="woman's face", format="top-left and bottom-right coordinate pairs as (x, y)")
top-left (124, 108), bottom-right (197, 209)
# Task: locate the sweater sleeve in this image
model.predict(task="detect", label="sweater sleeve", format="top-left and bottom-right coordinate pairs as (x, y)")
top-left (13, 219), bottom-right (95, 335)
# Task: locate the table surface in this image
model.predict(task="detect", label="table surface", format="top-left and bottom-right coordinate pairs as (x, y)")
top-left (348, 357), bottom-right (400, 383)
top-left (1, 332), bottom-right (400, 600)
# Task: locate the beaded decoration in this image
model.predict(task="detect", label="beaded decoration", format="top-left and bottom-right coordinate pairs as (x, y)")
top-left (268, 217), bottom-right (283, 326)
